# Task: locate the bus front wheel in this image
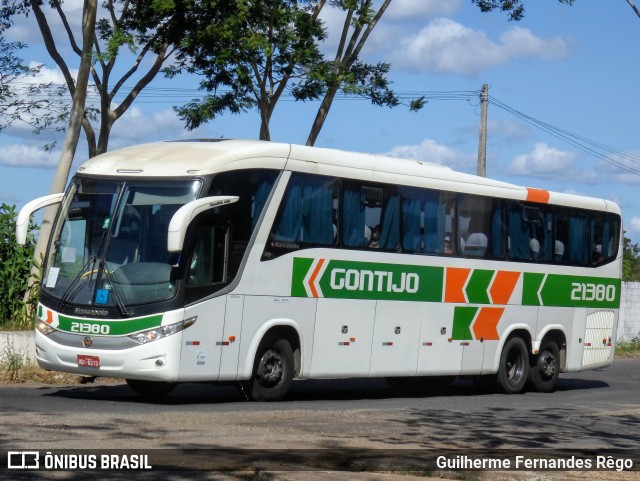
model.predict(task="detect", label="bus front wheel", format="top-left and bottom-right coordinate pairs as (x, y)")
top-left (496, 337), bottom-right (530, 394)
top-left (528, 340), bottom-right (560, 393)
top-left (243, 335), bottom-right (294, 401)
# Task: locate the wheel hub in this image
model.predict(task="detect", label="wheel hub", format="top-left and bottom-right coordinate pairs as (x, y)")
top-left (538, 351), bottom-right (556, 380)
top-left (258, 349), bottom-right (283, 385)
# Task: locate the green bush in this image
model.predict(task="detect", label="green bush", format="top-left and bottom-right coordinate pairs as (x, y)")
top-left (0, 204), bottom-right (39, 329)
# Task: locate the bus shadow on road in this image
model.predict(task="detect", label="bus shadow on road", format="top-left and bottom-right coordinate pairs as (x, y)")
top-left (43, 375), bottom-right (610, 405)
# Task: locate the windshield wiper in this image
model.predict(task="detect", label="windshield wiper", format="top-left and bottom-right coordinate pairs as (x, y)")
top-left (98, 258), bottom-right (132, 318)
top-left (56, 256), bottom-right (132, 318)
top-left (57, 256), bottom-right (99, 314)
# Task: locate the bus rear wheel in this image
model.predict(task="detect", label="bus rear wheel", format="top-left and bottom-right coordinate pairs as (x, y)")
top-left (243, 335), bottom-right (294, 402)
top-left (126, 379), bottom-right (177, 399)
top-left (528, 340), bottom-right (560, 393)
top-left (496, 337), bottom-right (530, 394)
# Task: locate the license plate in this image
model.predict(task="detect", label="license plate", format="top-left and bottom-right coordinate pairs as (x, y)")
top-left (77, 355), bottom-right (100, 368)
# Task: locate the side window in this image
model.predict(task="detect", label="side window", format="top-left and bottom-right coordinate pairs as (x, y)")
top-left (556, 207), bottom-right (588, 266)
top-left (400, 187), bottom-right (452, 255)
top-left (508, 202), bottom-right (551, 262)
top-left (184, 219), bottom-right (231, 304)
top-left (270, 173), bottom-right (337, 247)
top-left (590, 213), bottom-right (620, 266)
top-left (458, 195), bottom-right (499, 258)
top-left (343, 182), bottom-right (399, 250)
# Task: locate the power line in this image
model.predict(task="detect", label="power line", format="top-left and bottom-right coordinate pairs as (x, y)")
top-left (12, 80), bottom-right (639, 177)
top-left (488, 95), bottom-right (640, 176)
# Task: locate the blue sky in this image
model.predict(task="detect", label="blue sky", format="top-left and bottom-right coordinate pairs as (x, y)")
top-left (2, 0), bottom-right (640, 242)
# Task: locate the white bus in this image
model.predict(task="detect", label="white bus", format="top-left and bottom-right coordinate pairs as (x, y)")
top-left (17, 139), bottom-right (622, 400)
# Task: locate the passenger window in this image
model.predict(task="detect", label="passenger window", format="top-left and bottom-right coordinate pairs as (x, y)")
top-left (591, 213), bottom-right (619, 266)
top-left (508, 203), bottom-right (551, 262)
top-left (458, 195), bottom-right (496, 258)
top-left (556, 208), bottom-right (588, 266)
top-left (400, 188), bottom-right (451, 254)
top-left (270, 174), bottom-right (336, 247)
top-left (343, 183), bottom-right (398, 250)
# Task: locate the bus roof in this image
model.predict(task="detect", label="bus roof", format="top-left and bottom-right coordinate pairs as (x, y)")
top-left (76, 139), bottom-right (620, 215)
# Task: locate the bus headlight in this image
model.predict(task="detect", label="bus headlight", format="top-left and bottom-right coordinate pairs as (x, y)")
top-left (128, 317), bottom-right (196, 345)
top-left (37, 320), bottom-right (56, 336)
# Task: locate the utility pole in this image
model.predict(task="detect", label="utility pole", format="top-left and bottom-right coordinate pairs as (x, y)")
top-left (477, 84), bottom-right (488, 177)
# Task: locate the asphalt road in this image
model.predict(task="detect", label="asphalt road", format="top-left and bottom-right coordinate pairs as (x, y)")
top-left (1, 358), bottom-right (639, 479)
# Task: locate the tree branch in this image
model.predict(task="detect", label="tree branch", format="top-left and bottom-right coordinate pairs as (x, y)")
top-left (52, 0), bottom-right (82, 56)
top-left (30, 0), bottom-right (76, 94)
top-left (626, 0), bottom-right (640, 18)
top-left (112, 43), bottom-right (169, 120)
top-left (352, 0), bottom-right (391, 61)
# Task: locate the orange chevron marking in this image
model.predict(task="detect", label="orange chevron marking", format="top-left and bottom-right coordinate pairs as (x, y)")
top-left (490, 271), bottom-right (520, 305)
top-left (46, 309), bottom-right (53, 325)
top-left (445, 267), bottom-right (471, 303)
top-left (473, 307), bottom-right (504, 341)
top-left (308, 258), bottom-right (326, 298)
top-left (526, 187), bottom-right (550, 204)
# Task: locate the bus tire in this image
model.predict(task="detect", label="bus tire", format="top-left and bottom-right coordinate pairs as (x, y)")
top-left (244, 335), bottom-right (293, 402)
top-left (528, 340), bottom-right (560, 393)
top-left (126, 379), bottom-right (177, 398)
top-left (496, 337), bottom-right (530, 394)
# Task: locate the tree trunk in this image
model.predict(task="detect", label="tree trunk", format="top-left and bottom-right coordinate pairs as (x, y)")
top-left (259, 100), bottom-right (272, 141)
top-left (30, 0), bottom-right (98, 301)
top-left (306, 86), bottom-right (338, 146)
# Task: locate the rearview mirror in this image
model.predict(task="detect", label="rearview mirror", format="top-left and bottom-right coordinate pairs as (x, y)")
top-left (167, 196), bottom-right (239, 252)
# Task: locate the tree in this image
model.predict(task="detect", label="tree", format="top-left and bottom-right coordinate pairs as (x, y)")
top-left (174, 0), bottom-right (405, 145)
top-left (0, 204), bottom-right (38, 327)
top-left (1, 0), bottom-right (186, 158)
top-left (173, 0), bottom-right (327, 141)
top-left (623, 235), bottom-right (640, 281)
top-left (0, 35), bottom-right (65, 137)
top-left (305, 0), bottom-right (397, 146)
top-left (27, 0), bottom-right (98, 311)
top-left (471, 0), bottom-right (640, 21)
top-left (471, 1), bottom-right (575, 21)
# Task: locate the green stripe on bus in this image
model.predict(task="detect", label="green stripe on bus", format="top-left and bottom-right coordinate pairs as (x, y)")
top-left (465, 269), bottom-right (494, 304)
top-left (291, 257), bottom-right (314, 298)
top-left (57, 314), bottom-right (163, 336)
top-left (452, 306), bottom-right (478, 341)
top-left (522, 273), bottom-right (545, 306)
top-left (292, 258), bottom-right (443, 302)
top-left (522, 273), bottom-right (621, 308)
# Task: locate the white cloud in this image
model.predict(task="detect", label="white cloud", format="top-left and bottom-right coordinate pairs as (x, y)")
top-left (385, 138), bottom-right (475, 171)
top-left (26, 63), bottom-right (73, 85)
top-left (392, 18), bottom-right (570, 77)
top-left (108, 107), bottom-right (215, 150)
top-left (0, 144), bottom-right (58, 169)
top-left (593, 154), bottom-right (640, 185)
top-left (317, 1), bottom-right (463, 59)
top-left (628, 217), bottom-right (640, 233)
top-left (484, 119), bottom-right (534, 146)
top-left (4, 0), bottom-right (84, 45)
top-left (508, 142), bottom-right (598, 183)
top-left (386, 0), bottom-right (462, 20)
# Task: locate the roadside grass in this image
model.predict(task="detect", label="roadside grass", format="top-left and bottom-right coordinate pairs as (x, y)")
top-left (0, 344), bottom-right (105, 384)
top-left (615, 335), bottom-right (640, 357)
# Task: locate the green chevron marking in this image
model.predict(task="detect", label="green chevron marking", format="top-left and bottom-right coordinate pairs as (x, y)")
top-left (465, 269), bottom-right (494, 304)
top-left (452, 306), bottom-right (478, 341)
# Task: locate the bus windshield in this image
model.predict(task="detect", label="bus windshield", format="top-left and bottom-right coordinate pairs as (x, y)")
top-left (43, 178), bottom-right (201, 309)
